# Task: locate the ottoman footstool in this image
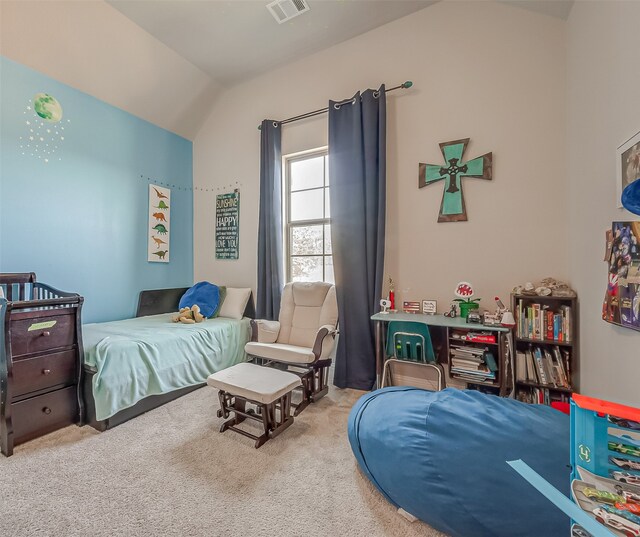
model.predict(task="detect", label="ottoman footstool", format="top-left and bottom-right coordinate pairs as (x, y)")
top-left (207, 362), bottom-right (301, 448)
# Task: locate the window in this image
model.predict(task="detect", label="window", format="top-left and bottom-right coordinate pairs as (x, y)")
top-left (284, 148), bottom-right (333, 284)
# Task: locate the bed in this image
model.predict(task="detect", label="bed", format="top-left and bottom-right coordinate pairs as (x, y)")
top-left (82, 287), bottom-right (254, 431)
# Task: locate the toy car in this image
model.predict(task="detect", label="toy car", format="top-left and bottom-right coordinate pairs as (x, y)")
top-left (611, 456), bottom-right (640, 471)
top-left (616, 502), bottom-right (640, 515)
top-left (582, 486), bottom-right (626, 505)
top-left (609, 442), bottom-right (640, 458)
top-left (593, 506), bottom-right (640, 537)
top-left (610, 417), bottom-right (640, 431)
top-left (601, 505), bottom-right (640, 526)
top-left (571, 525), bottom-right (592, 537)
top-left (613, 471), bottom-right (640, 486)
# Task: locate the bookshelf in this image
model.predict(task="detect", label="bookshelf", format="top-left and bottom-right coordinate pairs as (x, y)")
top-left (511, 293), bottom-right (579, 405)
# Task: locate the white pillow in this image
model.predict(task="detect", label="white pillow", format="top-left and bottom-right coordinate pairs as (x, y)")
top-left (218, 287), bottom-right (252, 320)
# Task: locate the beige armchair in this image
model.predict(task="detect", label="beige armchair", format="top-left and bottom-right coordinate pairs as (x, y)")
top-left (245, 282), bottom-right (338, 415)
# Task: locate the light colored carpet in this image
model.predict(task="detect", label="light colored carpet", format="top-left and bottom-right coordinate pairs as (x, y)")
top-left (0, 385), bottom-right (446, 537)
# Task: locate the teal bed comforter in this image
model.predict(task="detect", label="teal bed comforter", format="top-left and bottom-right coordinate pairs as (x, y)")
top-left (83, 313), bottom-right (250, 421)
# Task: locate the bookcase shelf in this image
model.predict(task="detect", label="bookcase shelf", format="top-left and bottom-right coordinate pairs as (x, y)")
top-left (515, 337), bottom-right (574, 347)
top-left (511, 293), bottom-right (579, 405)
top-left (516, 381), bottom-right (573, 394)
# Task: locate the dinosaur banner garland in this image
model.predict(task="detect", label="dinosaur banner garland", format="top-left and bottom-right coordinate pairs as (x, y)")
top-left (148, 184), bottom-right (170, 263)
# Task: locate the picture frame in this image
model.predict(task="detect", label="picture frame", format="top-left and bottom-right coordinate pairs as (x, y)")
top-left (403, 301), bottom-right (421, 314)
top-left (616, 130), bottom-right (640, 209)
top-left (422, 300), bottom-right (437, 315)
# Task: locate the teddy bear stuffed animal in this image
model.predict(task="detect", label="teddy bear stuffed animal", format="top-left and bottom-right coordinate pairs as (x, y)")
top-left (172, 304), bottom-right (205, 324)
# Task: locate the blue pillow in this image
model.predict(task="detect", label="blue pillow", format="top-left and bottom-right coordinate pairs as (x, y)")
top-left (179, 282), bottom-right (220, 318)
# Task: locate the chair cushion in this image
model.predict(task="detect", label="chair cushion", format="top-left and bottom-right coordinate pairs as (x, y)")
top-left (245, 342), bottom-right (316, 364)
top-left (277, 282), bottom-right (337, 347)
top-left (207, 363), bottom-right (300, 404)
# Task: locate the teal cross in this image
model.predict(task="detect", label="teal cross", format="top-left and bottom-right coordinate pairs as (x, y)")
top-left (419, 138), bottom-right (493, 222)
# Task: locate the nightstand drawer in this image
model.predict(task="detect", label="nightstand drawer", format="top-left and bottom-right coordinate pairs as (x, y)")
top-left (12, 386), bottom-right (77, 444)
top-left (12, 350), bottom-right (77, 397)
top-left (10, 313), bottom-right (75, 356)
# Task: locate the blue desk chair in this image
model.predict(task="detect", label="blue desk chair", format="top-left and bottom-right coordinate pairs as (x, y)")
top-left (382, 321), bottom-right (444, 391)
top-left (385, 321), bottom-right (436, 363)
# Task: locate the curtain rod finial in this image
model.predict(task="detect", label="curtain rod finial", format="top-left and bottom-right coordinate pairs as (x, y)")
top-left (403, 81), bottom-right (413, 89)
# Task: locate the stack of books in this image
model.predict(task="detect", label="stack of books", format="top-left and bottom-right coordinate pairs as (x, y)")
top-left (515, 299), bottom-right (572, 342)
top-left (450, 344), bottom-right (496, 384)
top-left (516, 345), bottom-right (571, 389)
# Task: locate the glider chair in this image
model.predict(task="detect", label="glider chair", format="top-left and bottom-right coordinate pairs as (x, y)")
top-left (245, 282), bottom-right (338, 415)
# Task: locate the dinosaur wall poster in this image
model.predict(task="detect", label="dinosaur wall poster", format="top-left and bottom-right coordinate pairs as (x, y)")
top-left (148, 184), bottom-right (170, 263)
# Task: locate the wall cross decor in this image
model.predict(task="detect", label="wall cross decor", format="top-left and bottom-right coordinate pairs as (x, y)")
top-left (419, 138), bottom-right (493, 222)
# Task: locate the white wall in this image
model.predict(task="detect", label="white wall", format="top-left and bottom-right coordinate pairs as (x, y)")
top-left (567, 1), bottom-right (640, 407)
top-left (0, 0), bottom-right (218, 139)
top-left (194, 1), bottom-right (568, 312)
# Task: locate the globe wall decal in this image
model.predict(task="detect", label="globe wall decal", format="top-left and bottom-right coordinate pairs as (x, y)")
top-left (33, 93), bottom-right (63, 123)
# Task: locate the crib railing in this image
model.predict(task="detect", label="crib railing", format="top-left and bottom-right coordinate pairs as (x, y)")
top-left (0, 273), bottom-right (82, 312)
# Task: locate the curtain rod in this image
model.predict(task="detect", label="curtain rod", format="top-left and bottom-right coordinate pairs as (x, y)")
top-left (257, 80), bottom-right (413, 130)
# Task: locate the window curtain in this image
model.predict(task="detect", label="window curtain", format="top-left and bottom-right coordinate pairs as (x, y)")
top-left (256, 120), bottom-right (283, 320)
top-left (329, 86), bottom-right (386, 390)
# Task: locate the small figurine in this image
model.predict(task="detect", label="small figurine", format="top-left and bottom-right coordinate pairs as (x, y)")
top-left (379, 298), bottom-right (391, 314)
top-left (444, 303), bottom-right (457, 318)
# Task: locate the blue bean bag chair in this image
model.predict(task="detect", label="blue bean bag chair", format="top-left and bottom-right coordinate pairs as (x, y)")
top-left (348, 387), bottom-right (570, 537)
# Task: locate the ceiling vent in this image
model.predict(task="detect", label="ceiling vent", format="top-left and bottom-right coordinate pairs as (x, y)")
top-left (266, 0), bottom-right (310, 24)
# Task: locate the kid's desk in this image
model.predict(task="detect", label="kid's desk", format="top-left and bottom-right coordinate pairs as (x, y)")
top-left (370, 312), bottom-right (511, 394)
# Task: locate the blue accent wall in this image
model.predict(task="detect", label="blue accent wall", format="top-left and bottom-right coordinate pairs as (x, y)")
top-left (0, 57), bottom-right (194, 323)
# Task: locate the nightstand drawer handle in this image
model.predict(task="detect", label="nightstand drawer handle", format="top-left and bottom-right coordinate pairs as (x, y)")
top-left (42, 407), bottom-right (52, 415)
top-left (42, 369), bottom-right (52, 375)
top-left (41, 331), bottom-right (51, 337)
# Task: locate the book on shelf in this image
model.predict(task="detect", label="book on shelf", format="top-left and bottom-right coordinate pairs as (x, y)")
top-left (516, 386), bottom-right (571, 405)
top-left (515, 298), bottom-right (572, 343)
top-left (449, 344), bottom-right (496, 384)
top-left (449, 330), bottom-right (497, 344)
top-left (516, 344), bottom-right (571, 390)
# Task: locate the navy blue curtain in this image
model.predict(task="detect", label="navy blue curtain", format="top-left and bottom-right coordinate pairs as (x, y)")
top-left (329, 86), bottom-right (386, 390)
top-left (256, 120), bottom-right (283, 320)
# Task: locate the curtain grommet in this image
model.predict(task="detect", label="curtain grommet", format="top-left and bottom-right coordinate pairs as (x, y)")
top-left (373, 91), bottom-right (380, 99)
top-left (273, 121), bottom-right (279, 128)
top-left (334, 103), bottom-right (341, 110)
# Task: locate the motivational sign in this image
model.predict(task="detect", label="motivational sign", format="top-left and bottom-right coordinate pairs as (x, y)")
top-left (216, 190), bottom-right (240, 260)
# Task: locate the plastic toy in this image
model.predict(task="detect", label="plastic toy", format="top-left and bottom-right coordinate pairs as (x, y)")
top-left (611, 457), bottom-right (640, 471)
top-left (609, 430), bottom-right (640, 448)
top-left (570, 526), bottom-right (591, 537)
top-left (601, 504), bottom-right (640, 526)
top-left (444, 303), bottom-right (457, 318)
top-left (453, 281), bottom-right (480, 319)
top-left (592, 507), bottom-right (640, 536)
top-left (613, 472), bottom-right (640, 486)
top-left (610, 417), bottom-right (640, 431)
top-left (609, 442), bottom-right (640, 458)
top-left (615, 502), bottom-right (640, 515)
top-left (581, 487), bottom-right (625, 505)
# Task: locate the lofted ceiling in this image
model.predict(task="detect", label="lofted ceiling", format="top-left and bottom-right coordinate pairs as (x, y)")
top-left (108, 0), bottom-right (574, 89)
top-left (107, 0), bottom-right (438, 86)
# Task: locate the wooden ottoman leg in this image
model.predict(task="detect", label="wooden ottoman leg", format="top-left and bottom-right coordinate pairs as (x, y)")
top-left (269, 393), bottom-right (294, 440)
